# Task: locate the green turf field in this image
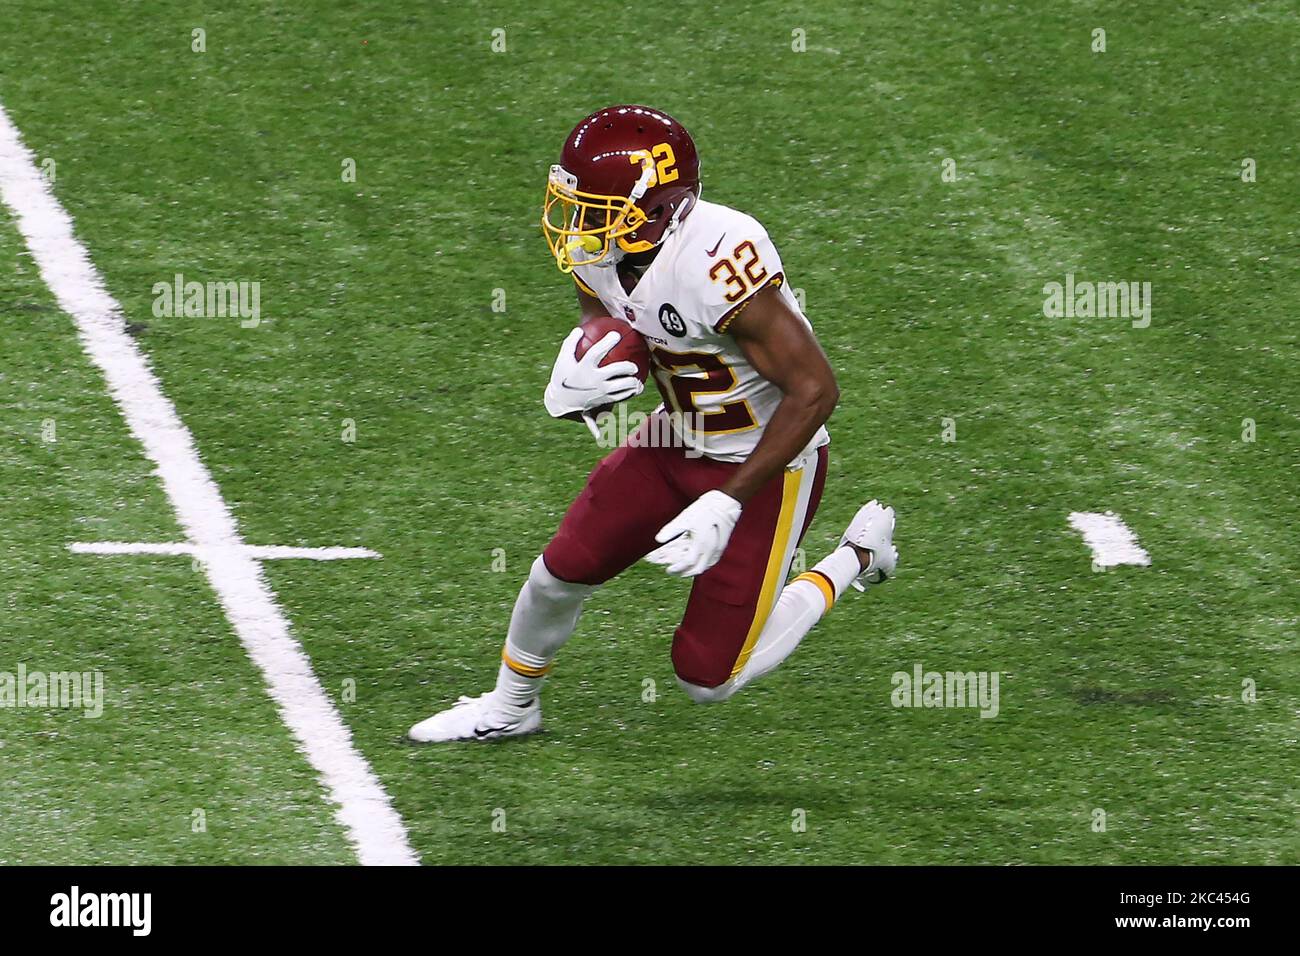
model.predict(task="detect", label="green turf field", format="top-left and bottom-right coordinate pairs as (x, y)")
top-left (1, 1), bottom-right (1296, 865)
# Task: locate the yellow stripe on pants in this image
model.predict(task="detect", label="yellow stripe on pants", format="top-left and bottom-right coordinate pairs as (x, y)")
top-left (729, 466), bottom-right (806, 679)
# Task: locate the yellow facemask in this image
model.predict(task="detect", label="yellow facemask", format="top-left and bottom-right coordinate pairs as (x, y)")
top-left (541, 164), bottom-right (656, 273)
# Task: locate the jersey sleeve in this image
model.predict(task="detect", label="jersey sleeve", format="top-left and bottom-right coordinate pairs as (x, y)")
top-left (693, 224), bottom-right (786, 334)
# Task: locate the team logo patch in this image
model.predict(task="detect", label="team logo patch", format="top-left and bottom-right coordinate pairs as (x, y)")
top-left (659, 303), bottom-right (686, 336)
top-left (623, 306), bottom-right (636, 323)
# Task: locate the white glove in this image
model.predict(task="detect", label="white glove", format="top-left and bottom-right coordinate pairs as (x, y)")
top-left (646, 490), bottom-right (743, 577)
top-left (543, 328), bottom-right (645, 430)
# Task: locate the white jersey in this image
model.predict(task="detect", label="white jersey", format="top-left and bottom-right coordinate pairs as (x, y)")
top-left (572, 199), bottom-right (830, 465)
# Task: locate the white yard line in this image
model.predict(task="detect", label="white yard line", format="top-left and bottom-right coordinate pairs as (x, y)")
top-left (70, 542), bottom-right (382, 560)
top-left (1068, 511), bottom-right (1151, 568)
top-left (0, 103), bottom-right (417, 866)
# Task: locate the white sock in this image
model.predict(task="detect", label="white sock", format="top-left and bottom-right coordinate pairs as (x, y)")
top-left (719, 547), bottom-right (860, 697)
top-left (493, 556), bottom-right (596, 706)
top-left (811, 545), bottom-right (862, 598)
top-left (731, 578), bottom-right (828, 692)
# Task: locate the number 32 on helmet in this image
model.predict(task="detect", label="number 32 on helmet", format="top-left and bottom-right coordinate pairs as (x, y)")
top-left (542, 105), bottom-right (702, 273)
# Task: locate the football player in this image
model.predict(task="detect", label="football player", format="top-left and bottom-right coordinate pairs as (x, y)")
top-left (410, 105), bottom-right (898, 741)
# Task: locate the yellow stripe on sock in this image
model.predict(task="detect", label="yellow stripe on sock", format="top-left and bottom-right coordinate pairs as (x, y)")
top-left (793, 571), bottom-right (836, 613)
top-left (729, 467), bottom-right (805, 679)
top-left (502, 648), bottom-right (552, 678)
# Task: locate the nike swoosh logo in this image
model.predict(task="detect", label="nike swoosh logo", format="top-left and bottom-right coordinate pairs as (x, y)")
top-left (705, 233), bottom-right (726, 257)
top-left (474, 722), bottom-right (519, 738)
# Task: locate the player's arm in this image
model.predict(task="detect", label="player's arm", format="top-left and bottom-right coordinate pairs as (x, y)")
top-left (644, 284), bottom-right (836, 577)
top-left (717, 284), bottom-right (839, 504)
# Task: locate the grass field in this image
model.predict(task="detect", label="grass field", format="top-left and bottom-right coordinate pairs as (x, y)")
top-left (1, 1), bottom-right (1296, 865)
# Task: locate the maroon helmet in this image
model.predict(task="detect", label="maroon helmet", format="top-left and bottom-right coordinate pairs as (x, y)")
top-left (542, 105), bottom-right (701, 272)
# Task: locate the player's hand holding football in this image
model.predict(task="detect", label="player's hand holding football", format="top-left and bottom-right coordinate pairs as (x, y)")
top-left (543, 327), bottom-right (644, 422)
top-left (646, 490), bottom-right (743, 577)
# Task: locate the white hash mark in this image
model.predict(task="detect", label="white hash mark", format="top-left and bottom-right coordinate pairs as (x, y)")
top-left (1068, 511), bottom-right (1151, 568)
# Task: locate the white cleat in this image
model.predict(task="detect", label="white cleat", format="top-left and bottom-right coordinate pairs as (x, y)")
top-left (839, 499), bottom-right (898, 591)
top-left (407, 692), bottom-right (541, 743)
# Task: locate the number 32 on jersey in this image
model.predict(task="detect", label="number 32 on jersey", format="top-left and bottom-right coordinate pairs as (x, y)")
top-left (708, 240), bottom-right (768, 303)
top-left (650, 348), bottom-right (757, 435)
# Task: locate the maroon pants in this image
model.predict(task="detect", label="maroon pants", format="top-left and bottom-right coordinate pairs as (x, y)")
top-left (543, 427), bottom-right (827, 687)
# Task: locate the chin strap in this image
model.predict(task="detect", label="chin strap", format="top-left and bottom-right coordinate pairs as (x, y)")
top-left (663, 190), bottom-right (696, 239)
top-left (628, 162), bottom-right (656, 203)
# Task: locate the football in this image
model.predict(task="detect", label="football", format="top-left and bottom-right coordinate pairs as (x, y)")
top-left (574, 315), bottom-right (651, 415)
